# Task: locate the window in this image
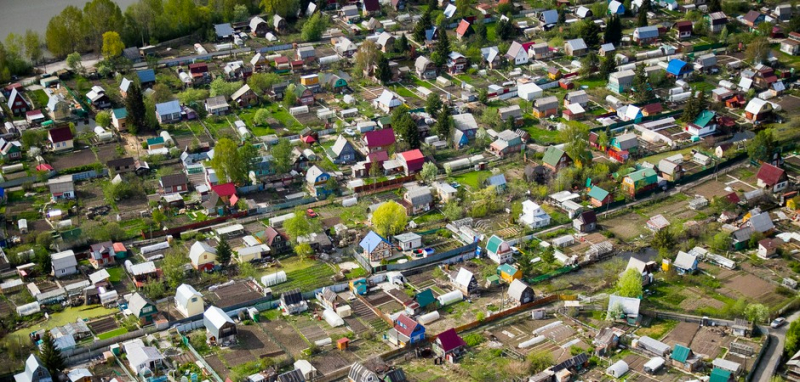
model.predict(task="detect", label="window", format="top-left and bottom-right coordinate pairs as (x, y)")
top-left (191, 297), bottom-right (197, 302)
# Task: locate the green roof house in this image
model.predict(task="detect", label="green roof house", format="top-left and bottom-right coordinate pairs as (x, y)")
top-left (485, 235), bottom-right (512, 264)
top-left (709, 368), bottom-right (734, 382)
top-left (588, 186), bottom-right (612, 207)
top-left (497, 263), bottom-right (521, 282)
top-left (622, 168), bottom-right (658, 196)
top-left (670, 344), bottom-right (701, 371)
top-left (687, 110), bottom-right (718, 138)
top-left (416, 288), bottom-right (436, 310)
top-left (542, 146), bottom-right (572, 173)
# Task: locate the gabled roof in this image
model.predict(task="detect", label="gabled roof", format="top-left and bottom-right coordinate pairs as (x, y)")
top-left (49, 126), bottom-right (73, 143)
top-left (745, 97), bottom-right (771, 115)
top-left (710, 368), bottom-right (732, 382)
top-left (672, 344), bottom-right (692, 362)
top-left (360, 231), bottom-right (389, 253)
top-left (376, 90), bottom-right (402, 108)
top-left (487, 173), bottom-right (507, 187)
top-left (129, 292), bottom-right (155, 317)
top-left (214, 23), bottom-right (235, 37)
top-left (674, 251), bottom-right (697, 270)
top-left (189, 241), bottom-right (217, 264)
top-left (743, 10), bottom-right (763, 23)
top-left (52, 250), bottom-right (77, 269)
top-left (137, 69), bottom-right (156, 84)
top-left (748, 211), bottom-right (774, 233)
top-left (231, 84), bottom-right (254, 101)
top-left (542, 146), bottom-right (568, 167)
top-left (161, 173), bottom-right (188, 188)
top-left (452, 113), bottom-right (478, 131)
top-left (204, 305), bottom-right (234, 329)
top-left (756, 163), bottom-right (785, 186)
top-left (666, 59), bottom-right (691, 75)
top-left (305, 165), bottom-right (327, 185)
top-left (454, 268), bottom-right (474, 287)
top-left (607, 294), bottom-right (641, 316)
top-left (456, 20), bottom-right (472, 36)
top-left (506, 41), bottom-right (526, 58)
top-left (486, 235), bottom-right (506, 254)
top-left (348, 362), bottom-right (379, 382)
top-left (156, 100), bottom-right (181, 116)
top-left (507, 278), bottom-right (531, 301)
top-left (211, 182), bottom-right (236, 197)
top-left (250, 16), bottom-right (267, 31)
top-left (577, 210), bottom-right (597, 224)
top-left (331, 135), bottom-right (354, 156)
top-left (416, 288), bottom-right (435, 307)
top-left (364, 0), bottom-right (380, 11)
top-left (566, 38), bottom-right (587, 51)
top-left (395, 314), bottom-right (421, 337)
top-left (436, 328), bottom-right (466, 352)
top-left (175, 284), bottom-right (202, 308)
top-left (364, 128), bottom-right (396, 147)
top-left (280, 288), bottom-right (303, 305)
top-left (635, 26), bottom-right (660, 39)
top-left (541, 9), bottom-right (559, 24)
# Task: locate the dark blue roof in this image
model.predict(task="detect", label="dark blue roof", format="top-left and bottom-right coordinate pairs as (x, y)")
top-left (137, 69), bottom-right (156, 84)
top-left (214, 23), bottom-right (235, 38)
top-left (425, 27), bottom-right (437, 41)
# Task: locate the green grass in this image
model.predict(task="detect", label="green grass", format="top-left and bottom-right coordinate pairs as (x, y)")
top-left (269, 104), bottom-right (302, 131)
top-left (635, 319), bottom-right (678, 340)
top-left (523, 124), bottom-right (561, 145)
top-left (30, 89), bottom-right (49, 109)
top-left (638, 147), bottom-right (695, 165)
top-left (107, 267), bottom-right (125, 282)
top-left (8, 305), bottom-right (117, 343)
top-left (485, 23), bottom-right (497, 42)
top-left (452, 170), bottom-right (491, 189)
top-left (391, 85), bottom-right (419, 99)
top-left (412, 78), bottom-right (433, 89)
top-left (97, 327), bottom-right (128, 339)
top-left (268, 258), bottom-right (337, 293)
top-left (412, 210), bottom-right (445, 225)
top-left (576, 77), bottom-right (608, 89)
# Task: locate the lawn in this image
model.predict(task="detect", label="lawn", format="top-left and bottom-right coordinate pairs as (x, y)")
top-left (576, 77), bottom-right (608, 89)
top-left (270, 259), bottom-right (337, 294)
top-left (30, 89), bottom-right (49, 108)
top-left (412, 210), bottom-right (445, 225)
top-left (97, 327), bottom-right (129, 339)
top-left (8, 305), bottom-right (118, 343)
top-left (269, 104), bottom-right (303, 131)
top-left (485, 23), bottom-right (497, 42)
top-left (523, 124), bottom-right (561, 145)
top-left (412, 78), bottom-right (432, 89)
top-left (452, 170), bottom-right (491, 189)
top-left (638, 147), bottom-right (695, 165)
top-left (107, 267), bottom-right (125, 283)
top-left (635, 319), bottom-right (678, 340)
top-left (391, 85), bottom-right (419, 99)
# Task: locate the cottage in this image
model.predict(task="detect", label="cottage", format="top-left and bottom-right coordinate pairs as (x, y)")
top-left (564, 90), bottom-right (590, 107)
top-left (7, 89), bottom-right (31, 116)
top-left (486, 235), bottom-right (513, 264)
top-left (781, 39), bottom-right (800, 55)
top-left (154, 100), bottom-right (181, 124)
top-left (633, 26), bottom-right (660, 44)
top-left (707, 12), bottom-right (728, 33)
top-left (573, 210), bottom-right (597, 232)
top-left (507, 278), bottom-right (534, 304)
top-left (327, 136), bottom-right (358, 164)
top-left (388, 314), bottom-right (426, 346)
top-left (160, 173), bottom-right (189, 194)
top-left (86, 86), bottom-right (111, 109)
top-left (204, 306), bottom-right (237, 345)
top-left (744, 98), bottom-right (772, 122)
top-left (608, 0), bottom-right (625, 14)
top-left (446, 52), bottom-right (468, 74)
top-left (231, 84), bottom-right (258, 107)
top-left (280, 289), bottom-right (308, 314)
top-left (51, 250), bottom-right (77, 278)
top-left (673, 251), bottom-right (699, 273)
top-left (565, 38), bottom-right (588, 56)
top-left (189, 241), bottom-right (218, 271)
top-left (362, 128), bottom-right (396, 153)
top-left (622, 168), bottom-right (658, 196)
top-left (256, 227), bottom-right (290, 254)
top-left (455, 20), bottom-right (473, 40)
top-left (533, 96), bottom-right (559, 118)
top-left (519, 200), bottom-right (551, 229)
top-left (205, 96), bottom-right (229, 116)
top-left (397, 150), bottom-right (424, 176)
top-left (127, 343), bottom-right (164, 376)
top-left (250, 16), bottom-right (269, 36)
top-left (360, 231), bottom-right (392, 262)
top-left (129, 292), bottom-right (158, 324)
top-left (646, 214), bottom-right (670, 232)
top-left (374, 90), bottom-right (403, 113)
top-left (452, 113), bottom-right (479, 148)
top-left (756, 163), bottom-right (788, 193)
top-left (14, 355), bottom-right (52, 382)
top-left (89, 242), bottom-right (116, 268)
top-left (376, 32), bottom-right (396, 53)
top-left (506, 41), bottom-right (530, 65)
top-left (607, 294), bottom-right (641, 325)
top-left (48, 126), bottom-right (74, 152)
top-left (674, 20), bottom-right (693, 39)
top-left (450, 268), bottom-right (478, 296)
top-left (542, 146), bottom-right (572, 173)
top-left (608, 70), bottom-right (636, 94)
top-left (529, 42), bottom-right (552, 60)
top-left (415, 56), bottom-right (437, 79)
top-left (175, 284), bottom-right (204, 318)
top-left (404, 187), bottom-right (433, 215)
top-left (490, 130), bottom-right (524, 157)
top-left (480, 46), bottom-right (502, 68)
top-left (710, 368), bottom-right (735, 382)
top-left (658, 159), bottom-right (682, 181)
top-left (758, 238), bottom-right (783, 259)
top-left (272, 15), bottom-right (287, 32)
top-left (434, 328), bottom-right (467, 362)
top-left (305, 165), bottom-right (332, 198)
top-left (743, 10), bottom-right (765, 30)
top-left (348, 363), bottom-right (379, 382)
top-left (671, 344), bottom-right (702, 371)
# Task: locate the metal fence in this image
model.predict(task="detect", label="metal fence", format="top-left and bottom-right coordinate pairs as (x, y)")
top-left (72, 169), bottom-right (108, 181)
top-left (356, 242), bottom-right (479, 273)
top-left (256, 44), bottom-right (294, 53)
top-left (0, 170), bottom-right (56, 189)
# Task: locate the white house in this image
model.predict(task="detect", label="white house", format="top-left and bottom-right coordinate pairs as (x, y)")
top-left (506, 41), bottom-right (529, 65)
top-left (174, 284), bottom-right (204, 318)
top-left (189, 241), bottom-right (218, 271)
top-left (51, 250), bottom-right (78, 278)
top-left (518, 83), bottom-right (544, 101)
top-left (519, 200), bottom-right (551, 229)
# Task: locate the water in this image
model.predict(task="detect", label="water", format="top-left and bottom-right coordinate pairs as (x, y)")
top-left (0, 0), bottom-right (137, 42)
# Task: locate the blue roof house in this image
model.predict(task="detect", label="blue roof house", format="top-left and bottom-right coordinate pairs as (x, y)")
top-left (305, 165), bottom-right (332, 197)
top-left (214, 23), bottom-right (235, 39)
top-left (666, 59), bottom-right (693, 79)
top-left (155, 100), bottom-right (182, 124)
top-left (360, 231), bottom-right (393, 262)
top-left (540, 10), bottom-right (559, 24)
top-left (136, 69), bottom-right (156, 87)
top-left (633, 26), bottom-right (660, 44)
top-left (487, 174), bottom-right (507, 194)
top-left (608, 0), bottom-right (625, 14)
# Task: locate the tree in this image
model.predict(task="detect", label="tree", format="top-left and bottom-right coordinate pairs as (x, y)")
top-left (527, 350), bottom-right (553, 374)
top-left (261, 0), bottom-right (300, 18)
top-left (637, 0), bottom-right (649, 27)
top-left (708, 0), bottom-right (721, 12)
top-left (177, 88), bottom-right (210, 105)
top-left (294, 242), bottom-right (314, 260)
top-left (455, 0), bottom-right (475, 17)
top-left (616, 268), bottom-right (644, 298)
top-left (786, 320), bottom-right (800, 356)
top-left (248, 72), bottom-right (281, 95)
top-left (426, 93), bottom-right (443, 115)
top-left (474, 21), bottom-right (488, 41)
top-left (284, 210), bottom-right (318, 243)
top-left (682, 91), bottom-right (700, 123)
top-left (651, 228), bottom-right (675, 250)
top-left (478, 88), bottom-right (489, 104)
top-left (420, 162), bottom-right (439, 182)
top-left (711, 232), bottom-right (731, 252)
top-left (433, 22), bottom-right (451, 67)
top-left (435, 107), bottom-right (452, 138)
top-left (395, 33), bottom-right (410, 53)
top-left (83, 0), bottom-right (123, 53)
top-left (413, 11), bottom-right (433, 43)
top-left (253, 109), bottom-right (271, 126)
top-left (577, 20), bottom-right (601, 48)
top-left (271, 139), bottom-right (293, 174)
top-left (632, 64), bottom-right (654, 102)
top-left (744, 303), bottom-right (769, 324)
top-left (746, 129), bottom-right (775, 163)
top-left (604, 15), bottom-right (623, 45)
top-left (283, 84), bottom-right (297, 108)
top-left (151, 84), bottom-right (174, 103)
top-left (95, 111), bottom-right (112, 128)
top-left (596, 131), bottom-right (609, 150)
top-left (217, 237), bottom-right (232, 266)
top-left (442, 200), bottom-right (463, 221)
top-left (101, 31), bottom-right (125, 61)
top-left (375, 53), bottom-right (392, 84)
top-left (301, 12), bottom-right (327, 41)
top-left (496, 18), bottom-right (516, 40)
top-left (162, 249), bottom-right (188, 289)
top-left (559, 122), bottom-right (591, 168)
top-left (233, 4), bottom-right (250, 21)
top-left (66, 52), bottom-right (84, 75)
top-left (210, 138), bottom-right (250, 184)
top-left (579, 52), bottom-right (599, 76)
top-left (45, 6), bottom-right (85, 58)
top-left (745, 36), bottom-right (771, 65)
top-left (125, 83), bottom-right (146, 134)
top-left (39, 332), bottom-right (66, 377)
top-left (24, 30), bottom-right (43, 66)
top-left (354, 39), bottom-right (379, 77)
top-left (372, 201), bottom-right (408, 237)
top-left (210, 78), bottom-right (242, 98)
top-left (393, 107), bottom-right (421, 149)
top-left (719, 26), bottom-right (729, 45)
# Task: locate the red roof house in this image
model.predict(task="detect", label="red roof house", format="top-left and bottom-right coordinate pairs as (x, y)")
top-left (397, 149), bottom-right (425, 175)
top-left (391, 314), bottom-right (426, 345)
top-left (48, 126), bottom-right (74, 151)
top-left (641, 103), bottom-right (663, 116)
top-left (456, 20), bottom-right (473, 40)
top-left (434, 328), bottom-right (467, 361)
top-left (724, 192), bottom-right (740, 204)
top-left (674, 20), bottom-right (693, 39)
top-left (756, 163), bottom-right (788, 193)
top-left (362, 128), bottom-right (396, 153)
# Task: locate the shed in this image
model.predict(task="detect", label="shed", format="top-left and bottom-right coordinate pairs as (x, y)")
top-left (643, 357), bottom-right (665, 374)
top-left (606, 360), bottom-right (629, 378)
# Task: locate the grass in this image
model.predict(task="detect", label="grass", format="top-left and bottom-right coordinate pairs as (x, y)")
top-left (107, 266), bottom-right (125, 283)
top-left (97, 327), bottom-right (129, 339)
top-left (485, 23), bottom-right (497, 42)
top-left (576, 77), bottom-right (608, 89)
top-left (635, 319), bottom-right (678, 340)
top-left (452, 170), bottom-right (491, 189)
top-left (392, 85), bottom-right (419, 99)
top-left (8, 305), bottom-right (118, 343)
top-left (30, 89), bottom-right (49, 108)
top-left (412, 210), bottom-right (445, 225)
top-left (524, 125), bottom-right (561, 145)
top-left (269, 258), bottom-right (337, 293)
top-left (270, 104), bottom-right (303, 131)
top-left (412, 78), bottom-right (432, 89)
top-left (638, 147), bottom-right (695, 165)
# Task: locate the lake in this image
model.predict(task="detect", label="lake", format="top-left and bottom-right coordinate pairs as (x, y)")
top-left (0, 0), bottom-right (137, 42)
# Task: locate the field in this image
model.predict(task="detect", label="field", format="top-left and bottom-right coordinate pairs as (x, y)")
top-left (97, 327), bottom-right (129, 340)
top-left (269, 259), bottom-right (337, 294)
top-left (451, 170), bottom-right (491, 189)
top-left (8, 305), bottom-right (117, 343)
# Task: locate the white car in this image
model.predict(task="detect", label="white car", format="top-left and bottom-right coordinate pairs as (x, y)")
top-left (771, 317), bottom-right (786, 328)
top-left (344, 128), bottom-right (356, 136)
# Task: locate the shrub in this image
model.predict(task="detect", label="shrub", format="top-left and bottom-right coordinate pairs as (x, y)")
top-left (463, 333), bottom-right (485, 347)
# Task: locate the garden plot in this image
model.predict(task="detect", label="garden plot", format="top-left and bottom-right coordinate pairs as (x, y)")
top-left (260, 319), bottom-right (309, 358)
top-left (203, 355), bottom-right (227, 375)
top-left (294, 319), bottom-right (328, 343)
top-left (0, 298), bottom-right (13, 317)
top-left (309, 351), bottom-right (358, 376)
top-left (49, 149), bottom-right (98, 170)
top-left (659, 321), bottom-right (699, 347)
top-left (270, 261), bottom-right (336, 294)
top-left (88, 317), bottom-right (119, 334)
top-left (220, 348), bottom-right (257, 368)
top-left (239, 325), bottom-right (284, 357)
top-left (721, 274), bottom-right (775, 300)
top-left (343, 317), bottom-right (368, 334)
top-left (688, 326), bottom-right (733, 358)
top-left (621, 353), bottom-right (685, 382)
top-left (208, 280), bottom-right (262, 308)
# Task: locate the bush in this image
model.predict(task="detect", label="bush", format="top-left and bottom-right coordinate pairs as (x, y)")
top-left (463, 333), bottom-right (485, 347)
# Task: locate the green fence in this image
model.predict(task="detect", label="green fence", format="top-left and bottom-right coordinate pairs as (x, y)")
top-left (528, 265), bottom-right (577, 284)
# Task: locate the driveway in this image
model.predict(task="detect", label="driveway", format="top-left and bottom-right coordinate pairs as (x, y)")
top-left (752, 310), bottom-right (800, 382)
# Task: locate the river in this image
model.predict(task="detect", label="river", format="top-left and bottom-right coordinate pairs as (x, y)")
top-left (0, 0), bottom-right (137, 42)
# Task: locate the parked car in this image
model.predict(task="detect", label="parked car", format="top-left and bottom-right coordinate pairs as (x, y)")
top-left (771, 317), bottom-right (786, 328)
top-left (306, 208), bottom-right (317, 218)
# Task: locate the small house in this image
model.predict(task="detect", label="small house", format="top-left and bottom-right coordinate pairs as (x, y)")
top-left (446, 52), bottom-right (468, 74)
top-left (397, 149), bottom-right (425, 175)
top-left (14, 355), bottom-right (52, 382)
top-left (231, 84), bottom-right (258, 107)
top-left (507, 278), bottom-right (534, 304)
top-left (204, 306), bottom-right (237, 346)
top-left (51, 250), bottom-right (78, 278)
top-left (280, 289), bottom-right (308, 315)
top-left (486, 235), bottom-right (513, 264)
top-left (674, 20), bottom-right (693, 39)
top-left (327, 136), bottom-right (358, 164)
top-left (7, 89), bottom-right (31, 116)
top-left (205, 96), bottom-right (229, 116)
top-left (433, 328), bottom-right (467, 362)
top-left (250, 16), bottom-right (269, 37)
top-left (256, 227), bottom-right (290, 254)
top-left (175, 284), bottom-right (204, 318)
top-left (742, 10), bottom-right (765, 30)
top-left (758, 238), bottom-right (783, 259)
top-left (155, 100), bottom-right (181, 124)
top-left (160, 173), bottom-right (189, 194)
top-left (564, 90), bottom-right (589, 107)
top-left (490, 130), bottom-right (524, 157)
top-left (48, 126), bottom-right (74, 151)
top-left (189, 241), bottom-right (218, 271)
top-left (505, 41), bottom-right (530, 65)
top-left (633, 26), bottom-right (660, 45)
top-left (565, 39), bottom-right (588, 57)
top-left (573, 210), bottom-right (597, 232)
top-left (666, 59), bottom-right (693, 79)
top-left (608, 70), bottom-right (636, 94)
top-left (671, 344), bottom-right (701, 371)
top-left (387, 314), bottom-right (425, 346)
top-left (450, 267), bottom-right (478, 296)
top-left (415, 56), bottom-right (437, 79)
top-left (455, 20), bottom-right (473, 40)
top-left (606, 294), bottom-right (641, 325)
top-left (359, 231), bottom-right (392, 261)
top-left (710, 368), bottom-right (735, 382)
top-left (673, 251), bottom-right (698, 273)
top-left (622, 168), bottom-right (658, 196)
top-left (362, 128), bottom-right (396, 153)
top-left (374, 90), bottom-right (403, 113)
top-left (646, 214), bottom-right (670, 232)
top-left (403, 187), bottom-right (433, 215)
top-left (305, 165), bottom-right (331, 198)
top-left (89, 242), bottom-right (116, 268)
top-left (708, 12), bottom-right (728, 33)
top-left (127, 344), bottom-right (164, 376)
top-left (542, 146), bottom-right (572, 173)
top-left (658, 159), bottom-right (682, 181)
top-left (497, 263), bottom-right (522, 283)
top-left (129, 292), bottom-right (158, 324)
top-left (756, 163), bottom-right (788, 193)
top-left (744, 98), bottom-right (772, 122)
top-left (533, 96), bottom-right (559, 118)
top-left (519, 200), bottom-right (551, 229)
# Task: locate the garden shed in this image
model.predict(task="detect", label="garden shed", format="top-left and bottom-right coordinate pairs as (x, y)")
top-left (606, 360), bottom-right (629, 378)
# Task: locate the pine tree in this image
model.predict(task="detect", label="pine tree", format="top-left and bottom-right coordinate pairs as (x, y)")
top-left (217, 238), bottom-right (232, 266)
top-left (433, 22), bottom-right (451, 67)
top-left (125, 83), bottom-right (146, 134)
top-left (604, 15), bottom-right (623, 45)
top-left (436, 107), bottom-right (452, 138)
top-left (428, 0), bottom-right (438, 11)
top-left (682, 91), bottom-right (697, 123)
top-left (395, 33), bottom-right (409, 53)
top-left (582, 20), bottom-right (602, 48)
top-left (393, 107), bottom-right (421, 149)
top-left (600, 56), bottom-right (617, 78)
top-left (632, 65), bottom-right (653, 102)
top-left (40, 332), bottom-right (65, 378)
top-left (637, 0), bottom-right (649, 27)
top-left (708, 0), bottom-right (721, 12)
top-left (413, 11), bottom-right (432, 43)
top-left (375, 53), bottom-right (392, 84)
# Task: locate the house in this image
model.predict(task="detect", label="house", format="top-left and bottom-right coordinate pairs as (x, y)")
top-left (708, 12), bottom-right (729, 33)
top-left (666, 59), bottom-right (693, 79)
top-left (478, 46), bottom-right (502, 69)
top-left (334, 37), bottom-right (357, 58)
top-left (452, 113), bottom-right (479, 148)
top-left (486, 173), bottom-right (507, 193)
top-left (231, 84), bottom-right (258, 107)
top-left (674, 20), bottom-right (693, 39)
top-left (360, 231), bottom-right (392, 262)
top-left (673, 251), bottom-right (699, 273)
top-left (348, 362), bottom-right (379, 382)
top-left (250, 16), bottom-right (269, 36)
top-left (305, 165), bottom-right (332, 198)
top-left (686, 110), bottom-right (717, 137)
top-left (756, 163), bottom-right (788, 193)
top-left (375, 32), bottom-right (396, 53)
top-left (658, 159), bottom-right (682, 181)
top-left (204, 306), bottom-right (237, 345)
top-left (742, 10), bottom-right (765, 30)
top-left (327, 136), bottom-right (358, 164)
top-left (175, 284), bottom-right (204, 318)
top-left (160, 173), bottom-right (189, 194)
top-left (450, 267), bottom-right (478, 296)
top-left (671, 344), bottom-right (702, 372)
top-left (403, 187), bottom-right (433, 215)
top-left (611, 133), bottom-right (639, 153)
top-left (374, 90), bottom-right (403, 113)
top-left (455, 20), bottom-right (473, 41)
top-left (576, 6), bottom-right (592, 18)
top-left (486, 235), bottom-right (513, 264)
top-left (529, 42), bottom-right (552, 60)
top-left (14, 355), bottom-right (52, 382)
top-left (127, 343), bottom-right (164, 375)
top-left (710, 368), bottom-right (734, 382)
top-left (129, 292), bottom-right (158, 324)
top-left (713, 358), bottom-right (743, 375)
top-left (633, 26), bottom-right (660, 44)
top-left (758, 238), bottom-right (783, 259)
top-left (51, 250), bottom-right (77, 278)
top-left (696, 54), bottom-right (718, 74)
top-left (781, 39), bottom-right (800, 55)
top-left (446, 52), bottom-right (468, 74)
top-left (0, 139), bottom-right (22, 161)
top-left (254, 227), bottom-right (290, 254)
top-left (189, 63), bottom-right (211, 85)
top-left (129, 261), bottom-right (161, 287)
top-left (622, 168), bottom-right (658, 196)
top-left (744, 98), bottom-right (772, 122)
top-left (608, 0), bottom-right (625, 14)
top-left (520, 200), bottom-right (551, 229)
top-left (490, 130), bottom-right (524, 157)
top-left (7, 89), bottom-right (31, 116)
top-left (646, 214), bottom-right (670, 232)
top-left (565, 39), bottom-right (588, 57)
top-left (272, 15), bottom-right (287, 32)
top-left (205, 96), bottom-right (229, 116)
top-left (540, 9), bottom-right (559, 25)
top-left (507, 278), bottom-right (534, 304)
top-left (388, 314), bottom-right (426, 346)
top-left (564, 90), bottom-right (590, 107)
top-left (48, 126), bottom-right (74, 151)
top-left (89, 242), bottom-right (116, 268)
top-left (506, 41), bottom-right (530, 65)
top-left (608, 70), bottom-right (636, 94)
top-left (415, 56), bottom-right (437, 79)
top-left (606, 294), bottom-right (641, 325)
top-left (292, 84), bottom-right (315, 106)
top-left (533, 96), bottom-right (559, 118)
top-left (542, 146), bottom-right (572, 173)
top-left (573, 210), bottom-right (597, 232)
top-left (86, 86), bottom-right (111, 109)
top-left (280, 289), bottom-right (308, 315)
top-left (137, 69), bottom-right (156, 88)
top-left (398, 149), bottom-right (425, 175)
top-left (189, 241), bottom-right (218, 271)
top-left (324, 72), bottom-right (350, 93)
top-left (362, 0), bottom-right (381, 16)
top-left (499, 106), bottom-right (524, 128)
top-left (641, 103), bottom-right (662, 117)
top-left (433, 328), bottom-right (467, 362)
top-left (497, 263), bottom-right (522, 283)
top-left (155, 100), bottom-right (181, 124)
top-left (363, 128), bottom-right (396, 153)
top-left (66, 369), bottom-right (92, 382)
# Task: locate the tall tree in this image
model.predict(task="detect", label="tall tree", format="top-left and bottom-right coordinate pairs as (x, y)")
top-left (24, 31), bottom-right (43, 67)
top-left (354, 39), bottom-right (379, 77)
top-left (372, 201), bottom-right (408, 238)
top-left (604, 15), bottom-right (623, 45)
top-left (46, 6), bottom-right (86, 58)
top-left (599, 56), bottom-right (616, 77)
top-left (209, 138), bottom-right (252, 185)
top-left (393, 106), bottom-right (421, 149)
top-left (632, 65), bottom-right (653, 102)
top-left (426, 92), bottom-right (443, 115)
top-left (747, 129), bottom-right (776, 163)
top-left (559, 122), bottom-right (591, 168)
top-left (283, 84), bottom-right (297, 108)
top-left (102, 31), bottom-right (125, 61)
top-left (637, 1), bottom-right (649, 27)
top-left (217, 237), bottom-right (232, 265)
top-left (39, 332), bottom-right (66, 378)
top-left (394, 33), bottom-right (410, 53)
top-left (84, 0), bottom-right (124, 53)
top-left (261, 0), bottom-right (300, 18)
top-left (580, 52), bottom-right (599, 75)
top-left (681, 91), bottom-right (699, 123)
top-left (579, 19), bottom-right (601, 48)
top-left (616, 268), bottom-right (644, 298)
top-left (301, 12), bottom-right (327, 41)
top-left (125, 83), bottom-right (146, 134)
top-left (413, 11), bottom-right (433, 43)
top-left (433, 22), bottom-right (451, 67)
top-left (248, 72), bottom-right (282, 95)
top-left (745, 36), bottom-right (771, 65)
top-left (496, 17), bottom-right (516, 40)
top-left (271, 139), bottom-right (293, 174)
top-left (435, 107), bottom-right (452, 138)
top-left (375, 53), bottom-right (392, 84)
top-left (708, 0), bottom-right (721, 12)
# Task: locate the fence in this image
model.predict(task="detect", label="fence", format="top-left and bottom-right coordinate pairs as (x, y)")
top-left (158, 48), bottom-right (253, 67)
top-left (71, 169), bottom-right (108, 181)
top-left (590, 109), bottom-right (683, 133)
top-left (746, 335), bottom-right (771, 382)
top-left (357, 242), bottom-right (479, 273)
top-left (451, 295), bottom-right (559, 333)
top-left (256, 44), bottom-right (295, 54)
top-left (353, 175), bottom-right (416, 194)
top-left (142, 211), bottom-right (248, 238)
top-left (0, 170), bottom-right (56, 189)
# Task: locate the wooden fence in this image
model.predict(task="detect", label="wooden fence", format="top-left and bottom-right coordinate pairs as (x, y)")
top-left (141, 211), bottom-right (247, 238)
